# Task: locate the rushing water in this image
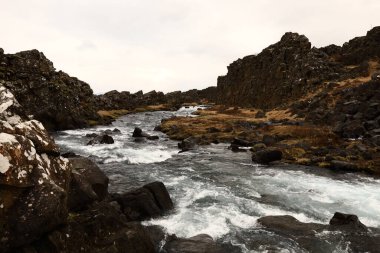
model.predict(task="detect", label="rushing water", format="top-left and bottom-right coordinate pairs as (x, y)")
top-left (55, 106), bottom-right (380, 252)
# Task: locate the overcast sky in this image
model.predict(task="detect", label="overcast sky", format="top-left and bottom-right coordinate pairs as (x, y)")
top-left (0, 0), bottom-right (379, 94)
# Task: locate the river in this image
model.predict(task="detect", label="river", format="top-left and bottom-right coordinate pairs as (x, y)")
top-left (54, 106), bottom-right (380, 253)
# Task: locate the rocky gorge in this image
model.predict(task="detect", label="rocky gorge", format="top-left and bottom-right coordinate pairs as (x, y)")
top-left (0, 26), bottom-right (379, 253)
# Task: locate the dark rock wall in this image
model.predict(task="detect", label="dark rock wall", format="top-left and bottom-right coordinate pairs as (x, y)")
top-left (0, 49), bottom-right (101, 131)
top-left (216, 27), bottom-right (380, 108)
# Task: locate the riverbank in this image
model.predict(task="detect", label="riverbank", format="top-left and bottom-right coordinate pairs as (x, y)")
top-left (160, 103), bottom-right (379, 175)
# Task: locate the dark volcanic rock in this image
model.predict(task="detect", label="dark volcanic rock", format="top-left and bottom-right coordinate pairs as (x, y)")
top-left (0, 84), bottom-right (71, 251)
top-left (86, 134), bottom-right (114, 145)
top-left (21, 202), bottom-right (156, 253)
top-left (164, 234), bottom-right (226, 253)
top-left (113, 181), bottom-right (173, 221)
top-left (68, 157), bottom-right (109, 211)
top-left (252, 149), bottom-right (283, 164)
top-left (0, 49), bottom-right (101, 131)
top-left (216, 32), bottom-right (341, 108)
top-left (258, 213), bottom-right (380, 253)
top-left (329, 212), bottom-right (367, 231)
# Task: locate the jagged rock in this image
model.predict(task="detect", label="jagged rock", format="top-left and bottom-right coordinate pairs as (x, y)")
top-left (252, 149), bottom-right (283, 164)
top-left (0, 85), bottom-right (71, 251)
top-left (0, 50), bottom-right (101, 131)
top-left (164, 234), bottom-right (226, 253)
top-left (67, 157), bottom-right (109, 211)
top-left (112, 181), bottom-right (173, 221)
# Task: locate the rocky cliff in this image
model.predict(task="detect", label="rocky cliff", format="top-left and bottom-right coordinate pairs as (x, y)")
top-left (0, 49), bottom-right (101, 131)
top-left (216, 26), bottom-right (380, 108)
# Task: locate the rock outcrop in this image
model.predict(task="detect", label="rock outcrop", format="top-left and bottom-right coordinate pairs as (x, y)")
top-left (0, 84), bottom-right (71, 251)
top-left (216, 26), bottom-right (380, 109)
top-left (0, 49), bottom-right (102, 131)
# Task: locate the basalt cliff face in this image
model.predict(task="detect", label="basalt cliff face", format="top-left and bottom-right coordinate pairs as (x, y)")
top-left (216, 27), bottom-right (380, 108)
top-left (0, 49), bottom-right (101, 131)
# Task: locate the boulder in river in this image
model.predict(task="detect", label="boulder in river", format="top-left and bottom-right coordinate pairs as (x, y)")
top-left (112, 181), bottom-right (174, 221)
top-left (178, 137), bottom-right (198, 152)
top-left (133, 127), bottom-right (159, 140)
top-left (252, 148), bottom-right (283, 164)
top-left (86, 134), bottom-right (114, 145)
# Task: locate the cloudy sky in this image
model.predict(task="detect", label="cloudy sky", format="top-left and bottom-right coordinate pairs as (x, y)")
top-left (1, 0), bottom-right (379, 94)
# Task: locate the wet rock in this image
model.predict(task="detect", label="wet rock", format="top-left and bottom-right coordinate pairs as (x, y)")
top-left (86, 134), bottom-right (114, 145)
top-left (23, 202), bottom-right (156, 253)
top-left (85, 133), bottom-right (98, 138)
top-left (258, 213), bottom-right (379, 253)
top-left (132, 127), bottom-right (158, 140)
top-left (68, 157), bottom-right (109, 211)
top-left (252, 149), bottom-right (283, 164)
top-left (164, 234), bottom-right (226, 253)
top-left (251, 143), bottom-right (267, 152)
top-left (330, 160), bottom-right (358, 172)
top-left (178, 137), bottom-right (198, 152)
top-left (113, 128), bottom-right (121, 133)
top-left (329, 212), bottom-right (367, 231)
top-left (112, 181), bottom-right (173, 221)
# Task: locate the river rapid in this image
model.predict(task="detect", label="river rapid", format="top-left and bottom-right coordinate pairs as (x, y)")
top-left (54, 106), bottom-right (380, 253)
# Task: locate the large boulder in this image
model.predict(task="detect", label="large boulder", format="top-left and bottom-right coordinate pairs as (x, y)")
top-left (67, 157), bottom-right (109, 211)
top-left (252, 149), bottom-right (283, 164)
top-left (113, 181), bottom-right (173, 221)
top-left (0, 85), bottom-right (71, 251)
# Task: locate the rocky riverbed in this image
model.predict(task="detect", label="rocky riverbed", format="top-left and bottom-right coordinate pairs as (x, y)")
top-left (54, 106), bottom-right (380, 252)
